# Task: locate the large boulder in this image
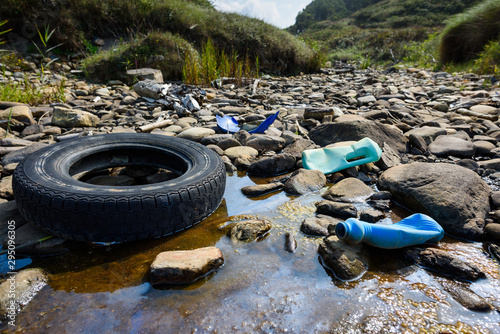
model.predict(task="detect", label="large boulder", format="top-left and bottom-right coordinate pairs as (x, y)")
top-left (308, 120), bottom-right (407, 153)
top-left (378, 162), bottom-right (491, 239)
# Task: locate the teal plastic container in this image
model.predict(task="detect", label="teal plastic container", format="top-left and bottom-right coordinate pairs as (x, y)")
top-left (302, 137), bottom-right (382, 174)
top-left (335, 213), bottom-right (444, 249)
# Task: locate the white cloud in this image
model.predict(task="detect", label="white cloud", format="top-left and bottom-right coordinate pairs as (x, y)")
top-left (212, 0), bottom-right (311, 29)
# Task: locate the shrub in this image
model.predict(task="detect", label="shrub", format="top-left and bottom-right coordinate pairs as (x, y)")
top-left (440, 0), bottom-right (500, 63)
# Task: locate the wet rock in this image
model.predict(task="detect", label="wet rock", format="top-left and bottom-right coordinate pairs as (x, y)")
top-left (177, 127), bottom-right (215, 142)
top-left (0, 176), bottom-right (13, 199)
top-left (247, 153), bottom-right (296, 175)
top-left (369, 191), bottom-right (392, 201)
top-left (241, 182), bottom-right (283, 196)
top-left (316, 200), bottom-right (357, 218)
top-left (229, 219), bottom-right (272, 242)
top-left (52, 106), bottom-right (99, 128)
top-left (284, 168), bottom-right (326, 195)
top-left (379, 163), bottom-right (491, 240)
top-left (149, 247), bottom-right (224, 285)
top-left (285, 233), bottom-right (297, 253)
top-left (441, 281), bottom-right (492, 312)
top-left (0, 268), bottom-right (47, 320)
top-left (224, 146), bottom-right (258, 160)
top-left (405, 247), bottom-right (486, 281)
top-left (360, 209), bottom-right (385, 223)
top-left (1, 142), bottom-right (49, 166)
top-left (484, 223), bottom-right (500, 241)
top-left (0, 106), bottom-right (35, 127)
top-left (428, 136), bottom-right (476, 158)
top-left (301, 216), bottom-right (341, 236)
top-left (367, 199), bottom-right (391, 211)
top-left (318, 235), bottom-right (367, 280)
top-left (323, 177), bottom-right (373, 202)
top-left (282, 138), bottom-right (317, 159)
top-left (246, 135), bottom-right (286, 152)
top-left (309, 120), bottom-right (407, 154)
top-left (490, 243), bottom-right (500, 260)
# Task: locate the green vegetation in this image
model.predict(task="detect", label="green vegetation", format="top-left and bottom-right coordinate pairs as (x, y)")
top-left (1, 0), bottom-right (322, 82)
top-left (439, 0), bottom-right (500, 63)
top-left (352, 0), bottom-right (480, 28)
top-left (182, 39), bottom-right (256, 85)
top-left (82, 31), bottom-right (197, 82)
top-left (0, 75), bottom-right (67, 106)
top-left (288, 0), bottom-right (381, 33)
top-left (290, 0), bottom-right (498, 75)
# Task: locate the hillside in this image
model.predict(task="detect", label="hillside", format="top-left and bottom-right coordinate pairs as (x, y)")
top-left (290, 0), bottom-right (483, 65)
top-left (0, 0), bottom-right (321, 82)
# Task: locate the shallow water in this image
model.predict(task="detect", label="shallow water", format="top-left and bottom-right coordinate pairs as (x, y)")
top-left (2, 173), bottom-right (500, 333)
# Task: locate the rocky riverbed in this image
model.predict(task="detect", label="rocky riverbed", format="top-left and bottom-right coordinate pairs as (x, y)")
top-left (1, 65), bottom-right (500, 332)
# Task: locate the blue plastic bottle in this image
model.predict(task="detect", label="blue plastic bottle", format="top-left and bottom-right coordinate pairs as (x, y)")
top-left (302, 137), bottom-right (382, 174)
top-left (335, 213), bottom-right (444, 249)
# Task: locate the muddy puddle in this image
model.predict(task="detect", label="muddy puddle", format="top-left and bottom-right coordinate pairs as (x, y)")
top-left (2, 173), bottom-right (500, 333)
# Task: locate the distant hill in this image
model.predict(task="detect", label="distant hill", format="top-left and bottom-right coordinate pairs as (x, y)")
top-left (288, 0), bottom-right (382, 33)
top-left (288, 0), bottom-right (484, 65)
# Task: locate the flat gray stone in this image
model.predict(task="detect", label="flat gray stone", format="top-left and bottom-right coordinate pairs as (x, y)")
top-left (428, 136), bottom-right (475, 158)
top-left (284, 168), bottom-right (326, 195)
top-left (150, 247), bottom-right (224, 285)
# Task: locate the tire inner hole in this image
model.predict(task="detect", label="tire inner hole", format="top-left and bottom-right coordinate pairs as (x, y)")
top-left (68, 148), bottom-right (188, 186)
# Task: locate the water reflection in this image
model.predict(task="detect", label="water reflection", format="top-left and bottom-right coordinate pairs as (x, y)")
top-left (3, 174), bottom-right (500, 333)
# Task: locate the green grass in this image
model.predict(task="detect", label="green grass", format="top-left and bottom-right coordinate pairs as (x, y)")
top-left (0, 75), bottom-right (67, 106)
top-left (2, 0), bottom-right (322, 81)
top-left (439, 0), bottom-right (500, 63)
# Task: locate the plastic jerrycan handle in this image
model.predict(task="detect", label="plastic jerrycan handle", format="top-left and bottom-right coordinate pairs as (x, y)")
top-left (344, 138), bottom-right (382, 168)
top-left (302, 137), bottom-right (382, 174)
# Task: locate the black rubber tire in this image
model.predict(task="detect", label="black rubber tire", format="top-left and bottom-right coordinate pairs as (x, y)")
top-left (12, 133), bottom-right (226, 243)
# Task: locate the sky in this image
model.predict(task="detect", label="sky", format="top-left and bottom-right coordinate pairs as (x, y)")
top-left (211, 0), bottom-right (311, 29)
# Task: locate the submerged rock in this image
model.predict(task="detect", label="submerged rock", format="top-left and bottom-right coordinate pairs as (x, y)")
top-left (318, 235), bottom-right (368, 280)
top-left (229, 219), bottom-right (272, 242)
top-left (150, 247), bottom-right (224, 285)
top-left (285, 233), bottom-right (297, 253)
top-left (405, 247), bottom-right (486, 281)
top-left (441, 281), bottom-right (491, 312)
